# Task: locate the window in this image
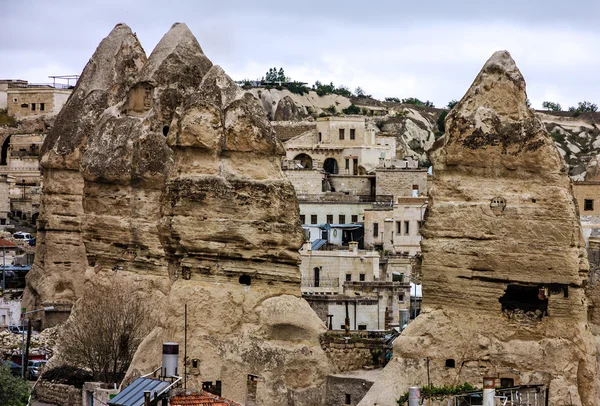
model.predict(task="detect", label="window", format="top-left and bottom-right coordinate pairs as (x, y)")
top-left (350, 129), bottom-right (355, 140)
top-left (359, 274), bottom-right (365, 281)
top-left (300, 215), bottom-right (305, 224)
top-left (346, 274), bottom-right (352, 281)
top-left (373, 222), bottom-right (379, 237)
top-left (585, 199), bottom-right (594, 211)
top-left (345, 159), bottom-right (349, 170)
top-left (318, 132), bottom-right (322, 142)
top-left (345, 393), bottom-right (352, 405)
top-left (351, 215), bottom-right (358, 223)
top-left (239, 275), bottom-right (251, 285)
top-left (398, 293), bottom-right (404, 301)
top-left (397, 221), bottom-right (402, 234)
top-left (404, 221), bottom-right (410, 235)
top-left (31, 103), bottom-right (36, 111)
top-left (40, 103), bottom-right (45, 111)
top-left (357, 325), bottom-right (367, 331)
top-left (311, 215), bottom-right (318, 224)
top-left (339, 214), bottom-right (346, 224)
top-left (20, 103), bottom-right (28, 108)
top-left (339, 128), bottom-right (345, 140)
top-left (327, 214), bottom-right (333, 224)
top-left (445, 359), bottom-right (456, 368)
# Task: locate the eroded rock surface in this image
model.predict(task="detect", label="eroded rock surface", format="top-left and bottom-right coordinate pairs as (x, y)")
top-left (24, 23), bottom-right (331, 405)
top-left (359, 51), bottom-right (599, 406)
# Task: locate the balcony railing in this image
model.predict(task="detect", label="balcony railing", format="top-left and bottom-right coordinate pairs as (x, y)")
top-left (296, 194), bottom-right (393, 205)
top-left (301, 277), bottom-right (339, 288)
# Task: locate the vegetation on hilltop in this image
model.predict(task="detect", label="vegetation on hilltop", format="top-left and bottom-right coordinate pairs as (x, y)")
top-left (0, 109), bottom-right (17, 127)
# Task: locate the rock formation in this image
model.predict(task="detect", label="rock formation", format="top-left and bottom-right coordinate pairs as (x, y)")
top-left (24, 23), bottom-right (332, 405)
top-left (359, 51), bottom-right (599, 405)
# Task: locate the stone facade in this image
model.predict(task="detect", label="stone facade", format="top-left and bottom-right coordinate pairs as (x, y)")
top-left (325, 372), bottom-right (378, 406)
top-left (7, 87), bottom-right (71, 118)
top-left (573, 181), bottom-right (600, 216)
top-left (375, 168), bottom-right (427, 198)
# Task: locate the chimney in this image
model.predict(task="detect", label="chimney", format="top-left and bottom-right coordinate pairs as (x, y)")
top-left (349, 241), bottom-right (358, 253)
top-left (162, 342), bottom-right (179, 378)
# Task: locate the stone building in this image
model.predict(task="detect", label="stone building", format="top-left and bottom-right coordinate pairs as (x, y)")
top-left (6, 83), bottom-right (71, 119)
top-left (573, 181), bottom-right (600, 216)
top-left (300, 241), bottom-right (412, 330)
top-left (284, 116), bottom-right (396, 175)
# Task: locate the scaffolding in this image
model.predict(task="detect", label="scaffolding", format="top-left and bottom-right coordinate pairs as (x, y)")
top-left (454, 384), bottom-right (548, 406)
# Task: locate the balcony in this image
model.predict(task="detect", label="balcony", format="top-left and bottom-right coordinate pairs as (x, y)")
top-left (301, 277), bottom-right (340, 289)
top-left (296, 194), bottom-right (393, 206)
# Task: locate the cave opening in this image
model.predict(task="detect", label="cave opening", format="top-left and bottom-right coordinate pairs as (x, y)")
top-left (499, 284), bottom-right (548, 319)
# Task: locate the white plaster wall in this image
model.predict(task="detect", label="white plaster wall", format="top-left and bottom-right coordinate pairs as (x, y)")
top-left (329, 302), bottom-right (379, 330)
top-left (0, 298), bottom-right (22, 326)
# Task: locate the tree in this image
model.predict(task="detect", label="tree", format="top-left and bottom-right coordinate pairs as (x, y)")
top-left (264, 67), bottom-right (288, 83)
top-left (542, 101), bottom-right (562, 111)
top-left (569, 101), bottom-right (598, 113)
top-left (401, 97), bottom-right (435, 107)
top-left (384, 97), bottom-right (401, 103)
top-left (446, 100), bottom-right (458, 109)
top-left (0, 364), bottom-right (29, 406)
top-left (59, 280), bottom-right (154, 384)
top-left (354, 87), bottom-right (372, 98)
top-left (436, 110), bottom-right (448, 133)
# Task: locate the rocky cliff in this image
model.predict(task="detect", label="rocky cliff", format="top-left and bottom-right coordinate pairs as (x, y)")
top-left (24, 23), bottom-right (332, 405)
top-left (358, 51), bottom-right (599, 405)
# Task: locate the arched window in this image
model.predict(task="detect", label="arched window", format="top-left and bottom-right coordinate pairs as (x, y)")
top-left (293, 153), bottom-right (313, 169)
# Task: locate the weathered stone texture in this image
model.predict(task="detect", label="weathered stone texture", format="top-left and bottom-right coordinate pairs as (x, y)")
top-left (24, 22), bottom-right (331, 405)
top-left (359, 51), bottom-right (599, 406)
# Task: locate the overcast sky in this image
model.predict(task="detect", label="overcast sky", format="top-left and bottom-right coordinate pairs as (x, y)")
top-left (2, 0), bottom-right (600, 109)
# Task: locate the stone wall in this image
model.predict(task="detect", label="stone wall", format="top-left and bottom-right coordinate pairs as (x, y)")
top-left (320, 334), bottom-right (387, 372)
top-left (326, 375), bottom-right (375, 406)
top-left (36, 381), bottom-right (82, 406)
top-left (375, 169), bottom-right (427, 197)
top-left (329, 175), bottom-right (372, 195)
top-left (284, 169), bottom-right (324, 195)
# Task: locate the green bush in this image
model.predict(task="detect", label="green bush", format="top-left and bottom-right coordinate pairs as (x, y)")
top-left (323, 105), bottom-right (337, 115)
top-left (342, 104), bottom-right (361, 115)
top-left (286, 81), bottom-right (310, 95)
top-left (397, 382), bottom-right (478, 405)
top-left (0, 364), bottom-right (29, 406)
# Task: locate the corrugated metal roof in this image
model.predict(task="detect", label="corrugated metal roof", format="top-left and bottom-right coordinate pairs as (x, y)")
top-left (170, 391), bottom-right (241, 406)
top-left (108, 377), bottom-right (171, 406)
top-left (311, 239), bottom-right (327, 251)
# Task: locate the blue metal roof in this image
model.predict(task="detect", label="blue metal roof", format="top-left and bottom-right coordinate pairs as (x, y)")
top-left (311, 239), bottom-right (327, 251)
top-left (108, 377), bottom-right (170, 406)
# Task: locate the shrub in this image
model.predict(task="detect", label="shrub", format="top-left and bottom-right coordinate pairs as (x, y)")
top-left (397, 383), bottom-right (478, 405)
top-left (0, 363), bottom-right (29, 405)
top-left (41, 365), bottom-right (93, 389)
top-left (0, 109), bottom-right (17, 127)
top-left (342, 104), bottom-right (361, 115)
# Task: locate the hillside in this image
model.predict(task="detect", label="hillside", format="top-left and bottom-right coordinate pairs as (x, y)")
top-left (251, 87), bottom-right (600, 176)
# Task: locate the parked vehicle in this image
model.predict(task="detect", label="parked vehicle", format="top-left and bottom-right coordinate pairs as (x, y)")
top-left (12, 232), bottom-right (33, 242)
top-left (27, 360), bottom-right (47, 380)
top-left (7, 325), bottom-right (23, 334)
top-left (1, 359), bottom-right (21, 376)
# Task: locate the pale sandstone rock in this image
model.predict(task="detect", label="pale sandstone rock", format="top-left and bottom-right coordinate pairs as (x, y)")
top-left (25, 22), bottom-right (332, 405)
top-left (359, 51), bottom-right (599, 406)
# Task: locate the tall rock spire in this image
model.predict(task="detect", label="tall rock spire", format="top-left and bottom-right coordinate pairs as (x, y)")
top-left (358, 51), bottom-right (598, 406)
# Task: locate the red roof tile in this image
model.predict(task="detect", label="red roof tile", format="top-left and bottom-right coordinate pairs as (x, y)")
top-left (170, 391), bottom-right (241, 406)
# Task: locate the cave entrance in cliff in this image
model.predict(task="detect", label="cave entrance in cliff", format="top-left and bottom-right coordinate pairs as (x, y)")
top-left (293, 153), bottom-right (313, 169)
top-left (323, 158), bottom-right (339, 174)
top-left (499, 285), bottom-right (549, 319)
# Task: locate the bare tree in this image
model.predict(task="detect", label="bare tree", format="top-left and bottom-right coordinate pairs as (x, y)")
top-left (59, 280), bottom-right (153, 384)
